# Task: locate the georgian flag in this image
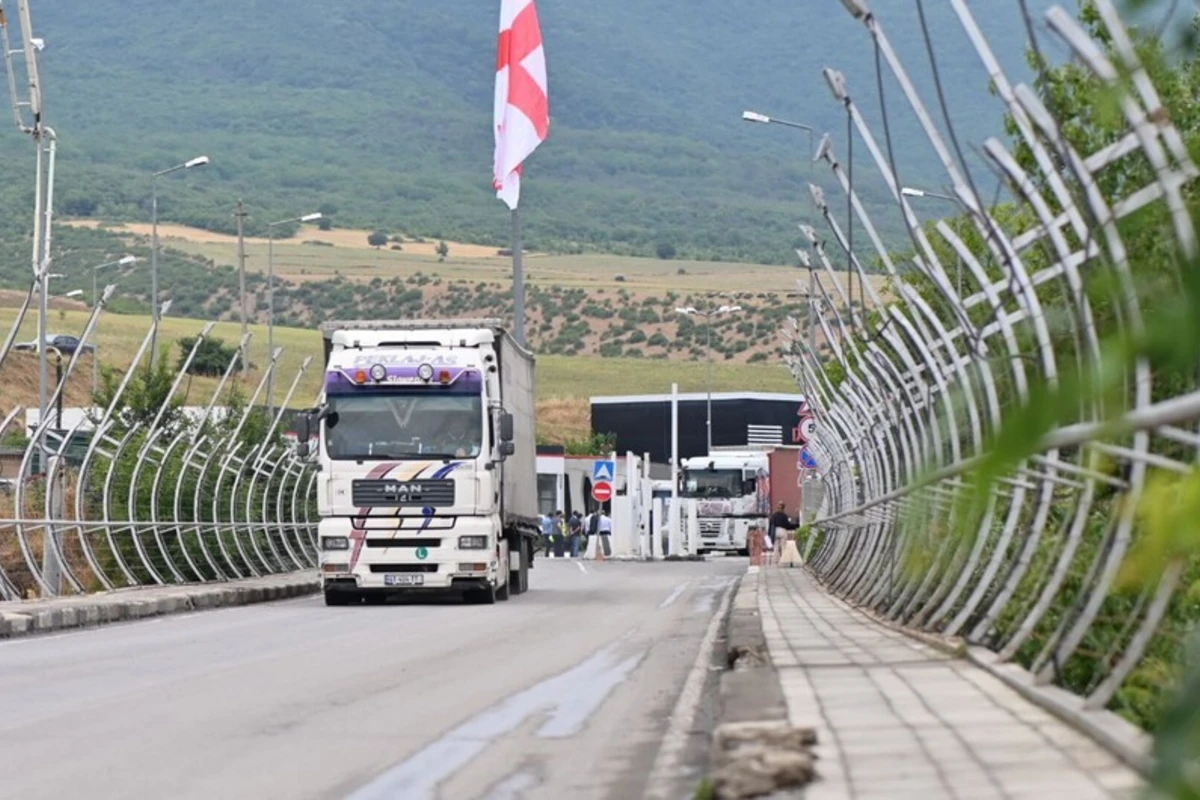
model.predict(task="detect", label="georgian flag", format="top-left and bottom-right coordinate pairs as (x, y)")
top-left (493, 0), bottom-right (549, 210)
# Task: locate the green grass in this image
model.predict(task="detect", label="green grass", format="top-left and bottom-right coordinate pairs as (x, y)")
top-left (1, 306), bottom-right (797, 413)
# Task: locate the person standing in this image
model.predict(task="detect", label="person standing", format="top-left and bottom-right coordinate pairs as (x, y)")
top-left (541, 513), bottom-right (556, 557)
top-left (568, 510), bottom-right (584, 558)
top-left (553, 510), bottom-right (567, 558)
top-left (769, 502), bottom-right (797, 560)
top-left (597, 508), bottom-right (613, 557)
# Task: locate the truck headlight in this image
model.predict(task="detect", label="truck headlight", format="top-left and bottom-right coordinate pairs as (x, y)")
top-left (322, 536), bottom-right (350, 551)
top-left (417, 363), bottom-right (434, 382)
top-left (458, 535), bottom-right (487, 549)
top-left (369, 363), bottom-right (387, 382)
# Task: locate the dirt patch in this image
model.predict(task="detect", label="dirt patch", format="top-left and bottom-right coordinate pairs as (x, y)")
top-left (64, 219), bottom-right (504, 259)
top-left (0, 289), bottom-right (89, 311)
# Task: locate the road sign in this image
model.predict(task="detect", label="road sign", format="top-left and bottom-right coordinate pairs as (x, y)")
top-left (800, 448), bottom-right (818, 469)
top-left (592, 460), bottom-right (615, 482)
top-left (794, 416), bottom-right (816, 445)
top-left (592, 481), bottom-right (613, 503)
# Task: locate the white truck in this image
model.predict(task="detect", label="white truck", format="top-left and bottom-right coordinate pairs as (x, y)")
top-left (679, 450), bottom-right (770, 556)
top-left (299, 319), bottom-right (541, 605)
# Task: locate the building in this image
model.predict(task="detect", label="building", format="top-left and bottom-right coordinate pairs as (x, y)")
top-left (589, 391), bottom-right (807, 463)
top-left (535, 444), bottom-right (670, 518)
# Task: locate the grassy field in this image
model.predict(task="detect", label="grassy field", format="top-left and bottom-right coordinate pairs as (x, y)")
top-left (66, 219), bottom-right (890, 298)
top-left (1, 306), bottom-right (797, 439)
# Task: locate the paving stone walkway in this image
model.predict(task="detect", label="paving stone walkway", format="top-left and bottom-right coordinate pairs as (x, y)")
top-left (759, 566), bottom-right (1146, 800)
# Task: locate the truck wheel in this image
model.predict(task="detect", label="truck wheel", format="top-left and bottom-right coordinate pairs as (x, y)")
top-left (508, 538), bottom-right (530, 595)
top-left (496, 578), bottom-right (510, 601)
top-left (324, 590), bottom-right (352, 606)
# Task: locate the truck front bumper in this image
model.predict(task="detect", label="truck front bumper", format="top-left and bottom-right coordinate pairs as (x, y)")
top-left (318, 517), bottom-right (505, 591)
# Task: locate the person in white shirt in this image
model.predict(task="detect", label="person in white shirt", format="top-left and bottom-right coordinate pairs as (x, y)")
top-left (597, 511), bottom-right (612, 557)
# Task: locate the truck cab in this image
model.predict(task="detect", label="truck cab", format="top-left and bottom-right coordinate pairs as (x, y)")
top-left (679, 451), bottom-right (769, 556)
top-left (302, 319), bottom-right (539, 605)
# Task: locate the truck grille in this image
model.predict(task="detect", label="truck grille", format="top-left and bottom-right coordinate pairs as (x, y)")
top-left (699, 520), bottom-right (723, 536)
top-left (365, 538), bottom-right (442, 548)
top-left (352, 479), bottom-right (455, 507)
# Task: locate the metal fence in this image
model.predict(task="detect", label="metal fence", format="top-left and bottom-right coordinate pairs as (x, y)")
top-left (792, 0), bottom-right (1199, 729)
top-left (0, 294), bottom-right (318, 601)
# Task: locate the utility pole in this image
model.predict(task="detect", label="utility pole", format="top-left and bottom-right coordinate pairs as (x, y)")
top-left (234, 199), bottom-right (248, 372)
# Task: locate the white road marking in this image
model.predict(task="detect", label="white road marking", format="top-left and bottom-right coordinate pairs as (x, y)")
top-left (576, 561), bottom-right (588, 574)
top-left (657, 581), bottom-right (690, 609)
top-left (643, 575), bottom-right (736, 799)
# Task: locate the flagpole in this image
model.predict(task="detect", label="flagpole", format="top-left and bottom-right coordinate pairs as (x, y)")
top-left (511, 205), bottom-right (526, 348)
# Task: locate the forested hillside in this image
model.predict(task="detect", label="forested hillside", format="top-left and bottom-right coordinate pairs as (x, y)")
top-left (0, 0), bottom-right (1037, 270)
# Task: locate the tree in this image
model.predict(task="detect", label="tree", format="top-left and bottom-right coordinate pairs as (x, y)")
top-left (367, 231), bottom-right (389, 248)
top-left (656, 242), bottom-right (676, 260)
top-left (436, 240), bottom-right (450, 260)
top-left (177, 335), bottom-right (241, 377)
top-left (317, 217), bottom-right (333, 231)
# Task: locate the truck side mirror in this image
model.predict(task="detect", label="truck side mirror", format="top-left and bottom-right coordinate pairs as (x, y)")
top-left (499, 441), bottom-right (516, 457)
top-left (499, 412), bottom-right (514, 442)
top-left (296, 412), bottom-right (312, 445)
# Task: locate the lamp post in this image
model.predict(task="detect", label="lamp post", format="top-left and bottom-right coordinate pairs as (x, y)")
top-left (266, 212), bottom-right (322, 416)
top-left (90, 255), bottom-right (137, 396)
top-left (741, 110), bottom-right (816, 172)
top-left (675, 303), bottom-right (742, 453)
top-left (901, 186), bottom-right (963, 297)
top-left (150, 155), bottom-right (209, 365)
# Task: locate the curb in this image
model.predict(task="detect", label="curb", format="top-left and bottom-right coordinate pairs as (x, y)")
top-left (718, 569), bottom-right (789, 724)
top-left (0, 576), bottom-right (320, 639)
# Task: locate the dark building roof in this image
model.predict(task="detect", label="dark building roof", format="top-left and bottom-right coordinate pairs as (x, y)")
top-left (590, 392), bottom-right (806, 464)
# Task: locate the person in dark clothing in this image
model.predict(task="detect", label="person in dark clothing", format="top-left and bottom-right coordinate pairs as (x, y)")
top-left (568, 511), bottom-right (584, 557)
top-left (768, 502), bottom-right (797, 551)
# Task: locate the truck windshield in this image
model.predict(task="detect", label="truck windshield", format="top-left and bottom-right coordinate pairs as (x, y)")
top-left (324, 391), bottom-right (483, 460)
top-left (680, 469), bottom-right (744, 498)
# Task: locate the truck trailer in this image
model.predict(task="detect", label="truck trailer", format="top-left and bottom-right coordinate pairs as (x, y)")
top-left (300, 319), bottom-right (541, 605)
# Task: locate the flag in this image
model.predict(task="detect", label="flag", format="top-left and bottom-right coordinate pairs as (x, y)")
top-left (493, 0), bottom-right (549, 210)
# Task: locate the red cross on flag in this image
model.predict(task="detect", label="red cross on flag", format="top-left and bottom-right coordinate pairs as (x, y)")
top-left (493, 0), bottom-right (549, 210)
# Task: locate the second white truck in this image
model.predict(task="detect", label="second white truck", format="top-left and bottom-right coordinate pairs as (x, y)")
top-left (300, 319), bottom-right (541, 605)
top-left (679, 450), bottom-right (770, 555)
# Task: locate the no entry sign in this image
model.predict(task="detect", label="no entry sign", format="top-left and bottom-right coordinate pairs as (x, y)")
top-left (591, 481), bottom-right (613, 503)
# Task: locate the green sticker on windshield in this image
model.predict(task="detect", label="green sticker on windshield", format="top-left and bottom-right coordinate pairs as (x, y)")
top-left (416, 546), bottom-right (429, 560)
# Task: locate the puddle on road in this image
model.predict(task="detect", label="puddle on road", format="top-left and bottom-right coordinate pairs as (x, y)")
top-left (345, 640), bottom-right (646, 800)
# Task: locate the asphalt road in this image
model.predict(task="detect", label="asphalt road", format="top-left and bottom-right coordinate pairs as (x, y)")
top-left (0, 559), bottom-right (744, 800)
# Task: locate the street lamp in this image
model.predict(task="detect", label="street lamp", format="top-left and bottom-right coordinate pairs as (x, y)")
top-left (901, 186), bottom-right (957, 202)
top-left (266, 211), bottom-right (322, 416)
top-left (150, 155), bottom-right (209, 365)
top-left (902, 186), bottom-right (964, 297)
top-left (90, 255), bottom-right (138, 395)
top-left (675, 304), bottom-right (742, 453)
top-left (741, 109), bottom-right (816, 170)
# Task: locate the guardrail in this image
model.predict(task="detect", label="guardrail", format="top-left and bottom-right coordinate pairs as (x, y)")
top-left (790, 0), bottom-right (1198, 734)
top-left (1, 295), bottom-right (317, 600)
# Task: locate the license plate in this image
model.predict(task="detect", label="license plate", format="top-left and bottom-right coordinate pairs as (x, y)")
top-left (384, 574), bottom-right (425, 586)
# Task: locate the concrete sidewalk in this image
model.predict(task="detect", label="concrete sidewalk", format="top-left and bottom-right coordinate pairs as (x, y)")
top-left (759, 566), bottom-right (1145, 800)
top-left (0, 572), bottom-right (319, 638)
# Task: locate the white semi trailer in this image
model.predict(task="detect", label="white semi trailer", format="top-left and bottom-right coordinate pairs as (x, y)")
top-left (300, 319), bottom-right (541, 605)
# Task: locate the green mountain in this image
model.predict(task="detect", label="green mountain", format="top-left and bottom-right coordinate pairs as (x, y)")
top-left (1, 0), bottom-right (1039, 268)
